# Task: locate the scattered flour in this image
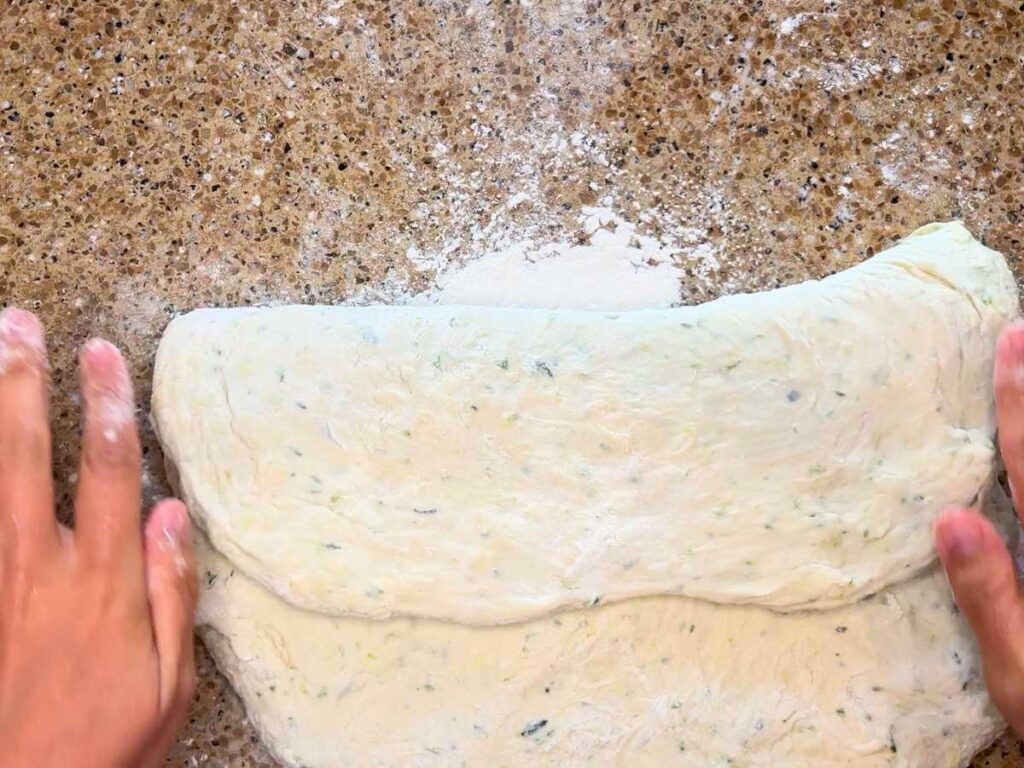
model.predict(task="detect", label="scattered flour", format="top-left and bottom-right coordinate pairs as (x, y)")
top-left (293, 50), bottom-right (747, 313)
top-left (413, 207), bottom-right (685, 310)
top-left (874, 128), bottom-right (951, 200)
top-left (343, 270), bottom-right (420, 307)
top-left (779, 13), bottom-right (814, 37)
top-left (112, 273), bottom-right (171, 338)
top-left (816, 59), bottom-right (884, 93)
top-left (326, 197), bottom-right (729, 313)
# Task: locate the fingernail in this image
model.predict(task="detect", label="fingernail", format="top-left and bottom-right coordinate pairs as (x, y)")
top-left (156, 502), bottom-right (191, 576)
top-left (1, 307), bottom-right (39, 334)
top-left (0, 308), bottom-right (46, 373)
top-left (936, 512), bottom-right (984, 562)
top-left (160, 501), bottom-right (190, 546)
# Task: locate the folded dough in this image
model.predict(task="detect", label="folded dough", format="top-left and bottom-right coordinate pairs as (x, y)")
top-left (162, 221), bottom-right (1015, 767)
top-left (153, 221), bottom-right (1017, 624)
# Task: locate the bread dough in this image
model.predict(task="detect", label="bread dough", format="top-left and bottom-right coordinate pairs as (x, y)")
top-left (162, 221), bottom-right (1015, 767)
top-left (153, 221), bottom-right (1017, 624)
top-left (196, 533), bottom-right (1003, 768)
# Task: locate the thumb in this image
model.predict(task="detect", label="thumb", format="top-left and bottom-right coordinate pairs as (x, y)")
top-left (144, 498), bottom-right (198, 716)
top-left (935, 506), bottom-right (1024, 723)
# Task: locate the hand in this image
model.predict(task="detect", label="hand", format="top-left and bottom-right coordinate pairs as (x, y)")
top-left (0, 308), bottom-right (198, 768)
top-left (936, 320), bottom-right (1024, 734)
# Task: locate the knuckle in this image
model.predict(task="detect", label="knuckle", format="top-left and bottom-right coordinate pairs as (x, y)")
top-left (87, 569), bottom-right (140, 618)
top-left (83, 428), bottom-right (141, 473)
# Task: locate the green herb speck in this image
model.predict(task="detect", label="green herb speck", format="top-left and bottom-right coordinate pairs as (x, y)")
top-left (520, 719), bottom-right (548, 737)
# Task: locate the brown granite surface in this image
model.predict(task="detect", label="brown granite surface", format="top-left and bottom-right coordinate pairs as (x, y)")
top-left (2, 0), bottom-right (1024, 765)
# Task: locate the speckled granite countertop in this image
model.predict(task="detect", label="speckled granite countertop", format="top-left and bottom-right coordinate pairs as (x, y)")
top-left (2, 0), bottom-right (1023, 765)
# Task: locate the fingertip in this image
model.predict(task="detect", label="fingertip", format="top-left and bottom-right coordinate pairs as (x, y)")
top-left (0, 307), bottom-right (44, 337)
top-left (80, 336), bottom-right (124, 369)
top-left (80, 338), bottom-right (135, 425)
top-left (934, 506), bottom-right (989, 566)
top-left (146, 499), bottom-right (191, 554)
top-left (0, 307), bottom-right (48, 374)
top-left (998, 319), bottom-right (1024, 357)
top-left (935, 506), bottom-right (1021, 645)
top-left (146, 499), bottom-right (197, 596)
top-left (146, 497), bottom-right (189, 534)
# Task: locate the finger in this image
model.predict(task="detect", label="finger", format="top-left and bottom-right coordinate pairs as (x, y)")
top-left (133, 660), bottom-right (196, 768)
top-left (74, 338), bottom-right (143, 571)
top-left (134, 708), bottom-right (193, 768)
top-left (0, 307), bottom-right (59, 555)
top-left (144, 498), bottom-right (198, 715)
top-left (995, 320), bottom-right (1024, 508)
top-left (935, 507), bottom-right (1024, 719)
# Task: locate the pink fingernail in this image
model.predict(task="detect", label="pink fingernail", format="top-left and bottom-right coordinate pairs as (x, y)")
top-left (155, 502), bottom-right (190, 575)
top-left (164, 502), bottom-right (190, 541)
top-left (0, 308), bottom-right (46, 373)
top-left (157, 502), bottom-right (189, 548)
top-left (1, 307), bottom-right (38, 333)
top-left (936, 511), bottom-right (984, 562)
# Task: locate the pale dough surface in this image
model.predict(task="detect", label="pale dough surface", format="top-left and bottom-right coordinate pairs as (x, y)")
top-left (196, 533), bottom-right (1003, 768)
top-left (153, 221), bottom-right (1018, 624)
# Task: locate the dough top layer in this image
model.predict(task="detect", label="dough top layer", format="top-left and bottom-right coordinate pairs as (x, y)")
top-left (153, 221), bottom-right (1018, 624)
